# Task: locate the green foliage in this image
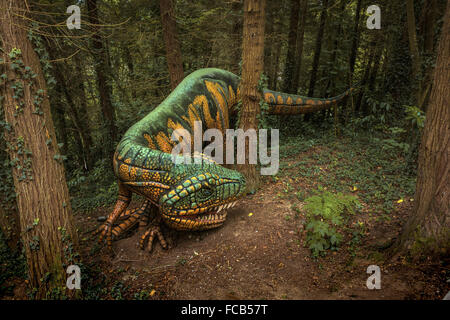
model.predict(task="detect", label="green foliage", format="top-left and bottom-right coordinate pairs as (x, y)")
top-left (0, 230), bottom-right (26, 296)
top-left (304, 188), bottom-right (360, 257)
top-left (404, 105), bottom-right (425, 129)
top-left (68, 159), bottom-right (118, 211)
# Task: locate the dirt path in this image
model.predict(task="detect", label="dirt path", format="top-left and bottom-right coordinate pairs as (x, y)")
top-left (77, 179), bottom-right (449, 300)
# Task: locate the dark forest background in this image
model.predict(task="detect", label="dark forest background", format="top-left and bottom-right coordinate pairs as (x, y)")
top-left (0, 0), bottom-right (448, 298)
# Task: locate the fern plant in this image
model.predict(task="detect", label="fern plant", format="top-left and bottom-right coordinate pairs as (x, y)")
top-left (304, 188), bottom-right (360, 257)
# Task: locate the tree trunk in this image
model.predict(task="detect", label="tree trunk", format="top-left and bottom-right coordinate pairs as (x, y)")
top-left (406, 0), bottom-right (421, 103)
top-left (45, 44), bottom-right (94, 171)
top-left (349, 0), bottom-right (363, 78)
top-left (355, 40), bottom-right (377, 114)
top-left (160, 0), bottom-right (184, 90)
top-left (396, 2), bottom-right (449, 257)
top-left (238, 0), bottom-right (266, 192)
top-left (282, 0), bottom-right (300, 93)
top-left (419, 0), bottom-right (438, 110)
top-left (307, 0), bottom-right (328, 97)
top-left (0, 0), bottom-right (79, 298)
top-left (264, 0), bottom-right (275, 81)
top-left (87, 0), bottom-right (117, 158)
top-left (231, 0), bottom-right (243, 75)
top-left (291, 0), bottom-right (308, 93)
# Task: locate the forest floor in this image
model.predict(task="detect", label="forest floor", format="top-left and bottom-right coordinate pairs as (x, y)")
top-left (2, 127), bottom-right (449, 300)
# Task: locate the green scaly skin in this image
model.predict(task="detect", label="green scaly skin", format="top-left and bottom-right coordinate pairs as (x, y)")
top-left (96, 68), bottom-right (357, 252)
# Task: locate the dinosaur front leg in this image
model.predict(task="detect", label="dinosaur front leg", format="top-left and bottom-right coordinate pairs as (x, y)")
top-left (139, 215), bottom-right (168, 253)
top-left (110, 200), bottom-right (151, 238)
top-left (96, 182), bottom-right (132, 248)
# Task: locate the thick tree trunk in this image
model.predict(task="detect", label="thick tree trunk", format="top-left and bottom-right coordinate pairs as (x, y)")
top-left (282, 0), bottom-right (300, 93)
top-left (238, 0), bottom-right (266, 192)
top-left (87, 0), bottom-right (117, 157)
top-left (419, 0), bottom-right (438, 110)
top-left (291, 0), bottom-right (308, 93)
top-left (396, 3), bottom-right (449, 257)
top-left (264, 0), bottom-right (275, 81)
top-left (160, 0), bottom-right (184, 90)
top-left (307, 0), bottom-right (328, 97)
top-left (0, 0), bottom-right (79, 298)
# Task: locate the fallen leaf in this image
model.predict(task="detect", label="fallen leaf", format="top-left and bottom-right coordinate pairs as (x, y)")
top-left (248, 212), bottom-right (253, 217)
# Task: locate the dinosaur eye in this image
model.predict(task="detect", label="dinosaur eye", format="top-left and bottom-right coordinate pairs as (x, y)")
top-left (197, 187), bottom-right (213, 200)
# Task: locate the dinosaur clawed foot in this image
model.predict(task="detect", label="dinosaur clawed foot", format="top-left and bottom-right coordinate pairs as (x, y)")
top-left (139, 221), bottom-right (169, 253)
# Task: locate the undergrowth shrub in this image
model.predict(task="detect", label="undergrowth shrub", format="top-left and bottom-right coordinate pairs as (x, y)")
top-left (68, 158), bottom-right (118, 212)
top-left (304, 187), bottom-right (361, 257)
top-left (0, 230), bottom-right (25, 296)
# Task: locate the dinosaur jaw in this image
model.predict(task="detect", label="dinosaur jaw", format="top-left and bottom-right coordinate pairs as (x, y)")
top-left (161, 201), bottom-right (238, 230)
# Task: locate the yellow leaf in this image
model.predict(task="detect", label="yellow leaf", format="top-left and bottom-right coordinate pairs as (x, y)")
top-left (248, 212), bottom-right (253, 217)
top-left (397, 199), bottom-right (404, 204)
top-left (150, 289), bottom-right (156, 296)
top-left (352, 186), bottom-right (357, 191)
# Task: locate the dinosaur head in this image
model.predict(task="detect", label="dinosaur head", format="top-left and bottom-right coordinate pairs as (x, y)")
top-left (160, 157), bottom-right (246, 230)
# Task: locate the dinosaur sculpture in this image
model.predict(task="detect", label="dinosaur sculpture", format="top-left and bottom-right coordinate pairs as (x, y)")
top-left (96, 68), bottom-right (356, 252)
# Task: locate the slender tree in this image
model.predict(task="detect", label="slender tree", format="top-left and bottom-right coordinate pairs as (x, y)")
top-left (160, 0), bottom-right (184, 90)
top-left (348, 0), bottom-right (363, 78)
top-left (396, 2), bottom-right (449, 257)
top-left (308, 0), bottom-right (328, 97)
top-left (87, 0), bottom-right (117, 157)
top-left (282, 0), bottom-right (300, 93)
top-left (231, 0), bottom-right (243, 75)
top-left (291, 0), bottom-right (308, 93)
top-left (238, 0), bottom-right (266, 192)
top-left (0, 0), bottom-right (78, 298)
top-left (406, 0), bottom-right (421, 101)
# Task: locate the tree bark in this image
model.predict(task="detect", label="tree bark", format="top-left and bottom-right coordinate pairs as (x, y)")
top-left (282, 0), bottom-right (300, 93)
top-left (264, 0), bottom-right (275, 81)
top-left (0, 0), bottom-right (79, 298)
top-left (396, 2), bottom-right (449, 257)
top-left (238, 0), bottom-right (266, 192)
top-left (160, 0), bottom-right (184, 90)
top-left (406, 0), bottom-right (422, 103)
top-left (419, 0), bottom-right (438, 110)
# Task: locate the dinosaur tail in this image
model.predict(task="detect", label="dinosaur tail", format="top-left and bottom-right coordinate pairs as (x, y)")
top-left (263, 83), bottom-right (360, 115)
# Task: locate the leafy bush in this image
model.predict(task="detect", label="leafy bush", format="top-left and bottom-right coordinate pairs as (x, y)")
top-left (304, 188), bottom-right (360, 257)
top-left (404, 105), bottom-right (425, 129)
